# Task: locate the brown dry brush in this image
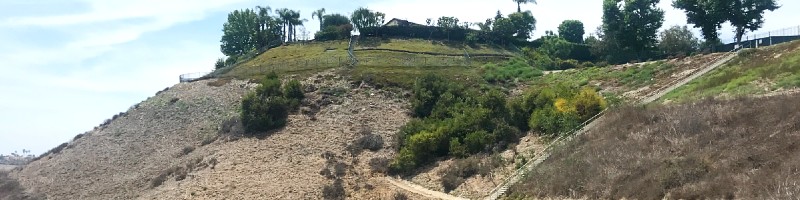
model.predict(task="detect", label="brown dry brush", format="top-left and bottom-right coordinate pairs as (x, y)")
top-left (510, 93), bottom-right (800, 199)
top-left (0, 171), bottom-right (43, 200)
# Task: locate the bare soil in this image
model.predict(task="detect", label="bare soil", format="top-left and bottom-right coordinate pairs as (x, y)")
top-left (11, 69), bottom-right (415, 200)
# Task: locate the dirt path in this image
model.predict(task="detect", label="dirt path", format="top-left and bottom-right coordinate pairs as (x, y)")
top-left (385, 177), bottom-right (468, 200)
top-left (483, 52), bottom-right (738, 200)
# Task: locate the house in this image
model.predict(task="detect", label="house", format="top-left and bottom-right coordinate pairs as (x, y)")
top-left (383, 18), bottom-right (425, 27)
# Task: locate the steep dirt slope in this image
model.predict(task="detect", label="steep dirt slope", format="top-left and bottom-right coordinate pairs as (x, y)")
top-left (11, 69), bottom-right (423, 199)
top-left (12, 78), bottom-right (252, 200)
top-left (137, 70), bottom-right (414, 199)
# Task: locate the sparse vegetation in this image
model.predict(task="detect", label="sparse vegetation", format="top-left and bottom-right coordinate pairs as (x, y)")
top-left (510, 93), bottom-right (800, 199)
top-left (0, 171), bottom-right (42, 200)
top-left (663, 41), bottom-right (800, 102)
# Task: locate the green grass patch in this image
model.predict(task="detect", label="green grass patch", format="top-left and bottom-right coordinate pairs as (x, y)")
top-left (662, 41), bottom-right (800, 102)
top-left (358, 38), bottom-right (513, 55)
top-left (221, 41), bottom-right (349, 79)
top-left (481, 57), bottom-right (543, 84)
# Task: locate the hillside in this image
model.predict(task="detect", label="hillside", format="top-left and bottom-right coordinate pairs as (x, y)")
top-left (509, 92), bottom-right (800, 199)
top-left (5, 37), bottom-right (799, 200)
top-left (662, 40), bottom-right (800, 102)
top-left (505, 41), bottom-right (800, 199)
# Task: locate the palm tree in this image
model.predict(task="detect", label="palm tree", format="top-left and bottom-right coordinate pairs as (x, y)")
top-left (276, 8), bottom-right (291, 43)
top-left (312, 8), bottom-right (326, 30)
top-left (289, 10), bottom-right (307, 42)
top-left (513, 0), bottom-right (537, 12)
top-left (255, 6), bottom-right (272, 48)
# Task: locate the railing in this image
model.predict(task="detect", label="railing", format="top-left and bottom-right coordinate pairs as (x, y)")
top-left (715, 25), bottom-right (800, 52)
top-left (484, 108), bottom-right (607, 200)
top-left (179, 72), bottom-right (211, 82)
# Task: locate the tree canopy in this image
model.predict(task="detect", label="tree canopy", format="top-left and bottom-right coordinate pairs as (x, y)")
top-left (558, 20), bottom-right (585, 44)
top-left (601, 0), bottom-right (664, 63)
top-left (658, 25), bottom-right (700, 57)
top-left (351, 7), bottom-right (386, 32)
top-left (220, 9), bottom-right (260, 56)
top-left (673, 0), bottom-right (779, 44)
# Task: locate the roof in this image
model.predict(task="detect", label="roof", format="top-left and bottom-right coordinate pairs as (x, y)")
top-left (383, 18), bottom-right (425, 27)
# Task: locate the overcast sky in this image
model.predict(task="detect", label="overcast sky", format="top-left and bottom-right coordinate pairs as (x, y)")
top-left (0, 0), bottom-right (797, 155)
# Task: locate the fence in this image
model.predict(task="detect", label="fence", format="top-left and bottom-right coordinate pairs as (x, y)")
top-left (714, 25), bottom-right (800, 52)
top-left (356, 54), bottom-right (473, 67)
top-left (179, 72), bottom-right (211, 82)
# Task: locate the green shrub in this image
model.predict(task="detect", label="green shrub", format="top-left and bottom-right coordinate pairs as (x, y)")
top-left (573, 87), bottom-right (608, 120)
top-left (464, 131), bottom-right (491, 153)
top-left (241, 93), bottom-right (289, 133)
top-left (411, 74), bottom-right (453, 117)
top-left (448, 138), bottom-right (468, 158)
top-left (557, 59), bottom-right (580, 70)
top-left (284, 79), bottom-right (304, 109)
top-left (315, 24), bottom-right (353, 41)
top-left (240, 72), bottom-right (303, 134)
top-left (481, 58), bottom-right (543, 83)
top-left (215, 58), bottom-right (226, 69)
top-left (284, 79), bottom-right (304, 100)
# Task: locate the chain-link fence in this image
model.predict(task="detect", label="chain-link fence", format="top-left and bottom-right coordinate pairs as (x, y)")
top-left (715, 25), bottom-right (800, 52)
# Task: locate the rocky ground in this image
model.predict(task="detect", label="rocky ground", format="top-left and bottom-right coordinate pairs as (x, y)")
top-left (11, 69), bottom-right (423, 200)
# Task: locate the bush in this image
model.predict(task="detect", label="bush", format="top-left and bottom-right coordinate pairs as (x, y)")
top-left (464, 131), bottom-right (491, 153)
top-left (284, 79), bottom-right (304, 99)
top-left (557, 59), bottom-right (580, 70)
top-left (322, 179), bottom-right (345, 200)
top-left (315, 24), bottom-right (353, 41)
top-left (241, 93), bottom-right (289, 133)
top-left (411, 74), bottom-right (453, 117)
top-left (440, 157), bottom-right (481, 192)
top-left (284, 79), bottom-right (304, 109)
top-left (369, 157), bottom-right (390, 173)
top-left (240, 73), bottom-right (304, 134)
top-left (215, 58), bottom-right (226, 69)
top-left (356, 134), bottom-right (384, 151)
top-left (393, 192), bottom-right (408, 200)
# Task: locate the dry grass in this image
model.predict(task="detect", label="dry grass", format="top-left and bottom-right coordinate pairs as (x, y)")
top-left (510, 93), bottom-right (800, 199)
top-left (0, 171), bottom-right (42, 200)
top-left (357, 38), bottom-right (514, 55)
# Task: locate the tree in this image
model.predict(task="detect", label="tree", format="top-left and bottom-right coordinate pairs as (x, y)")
top-left (513, 0), bottom-right (537, 13)
top-left (351, 7), bottom-right (385, 32)
top-left (729, 0), bottom-right (779, 44)
top-left (312, 8), bottom-right (326, 30)
top-left (220, 9), bottom-right (259, 56)
top-left (673, 0), bottom-right (730, 45)
top-left (288, 10), bottom-right (307, 42)
top-left (322, 14), bottom-right (351, 28)
top-left (674, 0), bottom-right (779, 45)
top-left (658, 25), bottom-right (700, 57)
top-left (507, 11), bottom-right (536, 40)
top-left (602, 0), bottom-right (664, 62)
top-left (276, 8), bottom-right (291, 43)
top-left (436, 16), bottom-right (460, 29)
top-left (558, 20), bottom-right (585, 43)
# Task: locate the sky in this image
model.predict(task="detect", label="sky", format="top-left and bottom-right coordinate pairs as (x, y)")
top-left (0, 0), bottom-right (798, 155)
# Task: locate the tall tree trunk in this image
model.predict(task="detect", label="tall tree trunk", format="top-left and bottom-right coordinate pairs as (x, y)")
top-left (517, 2), bottom-right (521, 13)
top-left (735, 26), bottom-right (745, 45)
